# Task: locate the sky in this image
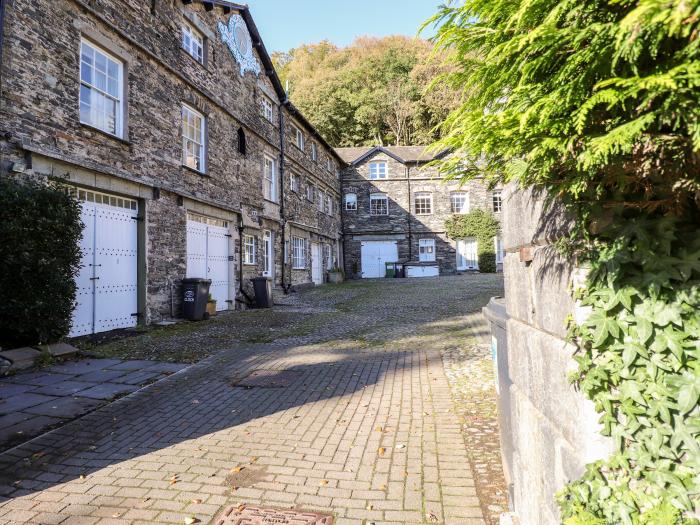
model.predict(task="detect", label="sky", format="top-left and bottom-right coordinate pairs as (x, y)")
top-left (246, 1), bottom-right (444, 53)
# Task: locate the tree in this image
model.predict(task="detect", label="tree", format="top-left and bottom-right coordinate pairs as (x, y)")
top-left (272, 36), bottom-right (461, 147)
top-left (426, 0), bottom-right (700, 523)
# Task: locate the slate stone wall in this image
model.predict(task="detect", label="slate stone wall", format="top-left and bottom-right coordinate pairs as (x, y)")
top-left (0, 0), bottom-right (341, 323)
top-left (341, 150), bottom-right (501, 277)
top-left (499, 183), bottom-right (613, 524)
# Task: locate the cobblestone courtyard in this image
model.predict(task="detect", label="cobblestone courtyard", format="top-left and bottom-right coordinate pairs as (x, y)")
top-left (0, 275), bottom-right (505, 525)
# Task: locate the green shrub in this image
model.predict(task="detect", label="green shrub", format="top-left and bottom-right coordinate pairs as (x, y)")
top-left (444, 209), bottom-right (500, 273)
top-left (477, 252), bottom-right (496, 273)
top-left (0, 177), bottom-right (82, 347)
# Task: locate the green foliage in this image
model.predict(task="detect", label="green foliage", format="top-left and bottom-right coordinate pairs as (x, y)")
top-left (0, 177), bottom-right (83, 347)
top-left (272, 37), bottom-right (461, 146)
top-left (444, 209), bottom-right (500, 273)
top-left (426, 0), bottom-right (700, 522)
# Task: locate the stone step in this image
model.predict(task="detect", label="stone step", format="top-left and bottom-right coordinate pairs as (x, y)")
top-left (0, 347), bottom-right (41, 371)
top-left (36, 342), bottom-right (79, 359)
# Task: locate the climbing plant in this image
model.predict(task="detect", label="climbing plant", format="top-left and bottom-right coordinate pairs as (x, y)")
top-left (425, 0), bottom-right (700, 523)
top-left (444, 209), bottom-right (500, 273)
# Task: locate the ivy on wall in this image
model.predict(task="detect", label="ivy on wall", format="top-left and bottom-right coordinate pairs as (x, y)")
top-left (444, 209), bottom-right (500, 273)
top-left (427, 0), bottom-right (700, 522)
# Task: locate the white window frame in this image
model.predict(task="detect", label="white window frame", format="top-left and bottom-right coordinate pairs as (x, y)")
top-left (261, 95), bottom-right (274, 122)
top-left (451, 192), bottom-right (469, 214)
top-left (326, 195), bottom-right (333, 215)
top-left (419, 238), bottom-right (436, 262)
top-left (327, 158), bottom-right (333, 172)
top-left (263, 230), bottom-right (273, 276)
top-left (414, 192), bottom-right (433, 215)
top-left (493, 190), bottom-right (503, 212)
top-left (290, 172), bottom-right (300, 193)
top-left (311, 142), bottom-right (318, 162)
top-left (370, 193), bottom-right (389, 216)
top-left (324, 243), bottom-right (333, 270)
top-left (494, 236), bottom-right (504, 264)
top-left (345, 193), bottom-right (357, 211)
top-left (181, 104), bottom-right (206, 173)
top-left (263, 155), bottom-right (277, 202)
top-left (306, 184), bottom-right (315, 202)
top-left (243, 234), bottom-right (256, 265)
top-left (182, 23), bottom-right (204, 64)
top-left (368, 161), bottom-right (388, 180)
top-left (317, 189), bottom-right (325, 212)
top-left (79, 39), bottom-right (124, 138)
top-left (292, 236), bottom-right (306, 269)
top-left (294, 126), bottom-right (304, 150)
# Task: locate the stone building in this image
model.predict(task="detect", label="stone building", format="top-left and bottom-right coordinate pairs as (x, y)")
top-left (0, 0), bottom-right (343, 337)
top-left (336, 146), bottom-right (503, 278)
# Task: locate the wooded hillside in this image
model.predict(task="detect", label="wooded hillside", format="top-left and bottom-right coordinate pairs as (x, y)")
top-left (272, 36), bottom-right (460, 147)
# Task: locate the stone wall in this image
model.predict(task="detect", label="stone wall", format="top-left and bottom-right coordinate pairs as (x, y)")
top-left (0, 0), bottom-right (341, 326)
top-left (341, 150), bottom-right (501, 277)
top-left (500, 183), bottom-right (613, 525)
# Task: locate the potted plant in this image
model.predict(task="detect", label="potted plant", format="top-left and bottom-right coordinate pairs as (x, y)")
top-left (205, 294), bottom-right (217, 317)
top-left (327, 266), bottom-right (344, 284)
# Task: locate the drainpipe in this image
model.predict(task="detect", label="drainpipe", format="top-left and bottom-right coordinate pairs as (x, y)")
top-left (278, 100), bottom-right (292, 294)
top-left (0, 0), bottom-right (7, 95)
top-left (406, 165), bottom-right (412, 261)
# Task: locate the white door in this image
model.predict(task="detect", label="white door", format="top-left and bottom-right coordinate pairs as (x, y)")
top-left (311, 242), bottom-right (323, 285)
top-left (360, 241), bottom-right (398, 278)
top-left (70, 189), bottom-right (139, 337)
top-left (456, 238), bottom-right (479, 270)
top-left (186, 214), bottom-right (230, 311)
top-left (263, 230), bottom-right (274, 278)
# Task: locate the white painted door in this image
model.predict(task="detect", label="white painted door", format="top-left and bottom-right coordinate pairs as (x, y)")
top-left (186, 214), bottom-right (230, 311)
top-left (70, 189), bottom-right (139, 337)
top-left (456, 238), bottom-right (479, 270)
top-left (360, 241), bottom-right (398, 278)
top-left (263, 230), bottom-right (274, 278)
top-left (311, 242), bottom-right (323, 285)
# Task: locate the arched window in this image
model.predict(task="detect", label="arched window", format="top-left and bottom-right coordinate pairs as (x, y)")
top-left (237, 127), bottom-right (246, 155)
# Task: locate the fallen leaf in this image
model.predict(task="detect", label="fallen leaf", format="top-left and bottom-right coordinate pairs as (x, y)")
top-left (191, 499), bottom-right (202, 504)
top-left (396, 444), bottom-right (406, 449)
top-left (320, 479), bottom-right (329, 486)
top-left (184, 517), bottom-right (198, 525)
top-left (427, 512), bottom-right (439, 522)
top-left (79, 474), bottom-right (85, 480)
top-left (236, 503), bottom-right (246, 512)
top-left (112, 513), bottom-right (121, 518)
top-left (231, 466), bottom-right (245, 473)
top-left (380, 484), bottom-right (387, 490)
top-left (249, 457), bottom-right (258, 463)
top-left (366, 504), bottom-right (373, 510)
top-left (378, 447), bottom-right (386, 456)
top-left (375, 426), bottom-right (383, 432)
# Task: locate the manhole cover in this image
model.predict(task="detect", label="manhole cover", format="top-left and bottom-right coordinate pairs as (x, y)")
top-left (214, 505), bottom-right (333, 525)
top-left (231, 369), bottom-right (300, 388)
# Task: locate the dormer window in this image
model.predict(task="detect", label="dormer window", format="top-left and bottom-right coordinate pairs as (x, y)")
top-left (182, 23), bottom-right (204, 64)
top-left (369, 161), bottom-right (387, 180)
top-left (261, 95), bottom-right (273, 122)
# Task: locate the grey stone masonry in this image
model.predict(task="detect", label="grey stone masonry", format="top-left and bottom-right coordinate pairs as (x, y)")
top-left (337, 147), bottom-right (502, 277)
top-left (498, 183), bottom-right (613, 525)
top-left (0, 0), bottom-right (342, 326)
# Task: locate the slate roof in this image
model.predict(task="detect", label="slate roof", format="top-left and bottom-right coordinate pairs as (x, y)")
top-left (334, 146), bottom-right (449, 165)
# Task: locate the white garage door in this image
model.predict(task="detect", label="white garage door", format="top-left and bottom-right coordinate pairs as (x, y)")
top-left (186, 213), bottom-right (230, 311)
top-left (70, 189), bottom-right (139, 337)
top-left (361, 241), bottom-right (398, 278)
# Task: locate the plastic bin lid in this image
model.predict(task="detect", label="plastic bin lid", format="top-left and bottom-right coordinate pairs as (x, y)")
top-left (182, 278), bottom-right (212, 284)
top-left (251, 276), bottom-right (271, 281)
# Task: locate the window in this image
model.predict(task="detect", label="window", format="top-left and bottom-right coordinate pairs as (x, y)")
top-left (306, 184), bottom-right (315, 202)
top-left (327, 158), bottom-right (333, 172)
top-left (370, 193), bottom-right (388, 216)
top-left (262, 230), bottom-right (273, 276)
top-left (493, 190), bottom-right (502, 212)
top-left (260, 95), bottom-right (273, 122)
top-left (324, 244), bottom-right (333, 270)
top-left (237, 127), bottom-right (246, 155)
top-left (414, 192), bottom-right (433, 215)
top-left (182, 23), bottom-right (204, 64)
top-left (311, 142), bottom-right (317, 162)
top-left (263, 155), bottom-right (276, 201)
top-left (292, 237), bottom-right (306, 269)
top-left (495, 236), bottom-right (505, 264)
top-left (182, 104), bottom-right (206, 172)
top-left (345, 193), bottom-right (357, 211)
top-left (290, 172), bottom-right (299, 193)
top-left (79, 39), bottom-right (124, 137)
top-left (369, 161), bottom-right (387, 180)
top-left (294, 126), bottom-right (304, 150)
top-left (336, 168), bottom-right (341, 179)
top-left (317, 189), bottom-right (325, 211)
top-left (326, 195), bottom-right (333, 215)
top-left (451, 192), bottom-right (469, 214)
top-left (243, 234), bottom-right (256, 265)
top-left (419, 238), bottom-right (436, 262)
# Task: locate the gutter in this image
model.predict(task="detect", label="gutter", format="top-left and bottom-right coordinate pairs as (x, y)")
top-left (278, 98), bottom-right (292, 294)
top-left (0, 0), bottom-right (6, 95)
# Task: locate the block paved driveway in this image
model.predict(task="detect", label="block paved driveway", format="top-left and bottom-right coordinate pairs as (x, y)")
top-left (0, 275), bottom-right (504, 525)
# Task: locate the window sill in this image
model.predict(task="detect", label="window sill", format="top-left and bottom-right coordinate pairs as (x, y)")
top-left (243, 262), bottom-right (256, 267)
top-left (182, 164), bottom-right (209, 177)
top-left (80, 123), bottom-right (130, 145)
top-left (181, 47), bottom-right (207, 69)
top-left (263, 198), bottom-right (280, 205)
top-left (291, 267), bottom-right (306, 270)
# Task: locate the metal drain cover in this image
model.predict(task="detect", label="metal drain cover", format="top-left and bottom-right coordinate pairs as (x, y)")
top-left (231, 369), bottom-right (300, 388)
top-left (214, 505), bottom-right (334, 524)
